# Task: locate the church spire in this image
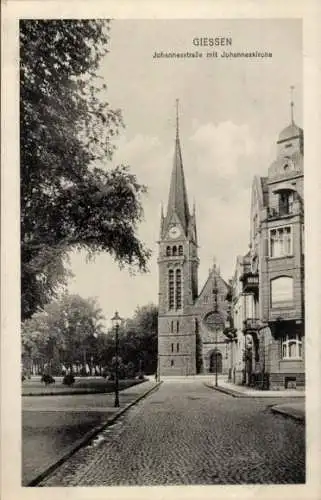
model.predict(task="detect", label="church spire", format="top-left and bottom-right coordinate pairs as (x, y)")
top-left (176, 98), bottom-right (180, 139)
top-left (166, 99), bottom-right (190, 233)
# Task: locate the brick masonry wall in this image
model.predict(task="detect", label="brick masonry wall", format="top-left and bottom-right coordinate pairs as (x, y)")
top-left (269, 372), bottom-right (305, 390)
top-left (158, 313), bottom-right (196, 375)
top-left (265, 336), bottom-right (305, 377)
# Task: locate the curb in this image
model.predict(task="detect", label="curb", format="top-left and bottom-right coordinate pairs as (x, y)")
top-left (204, 383), bottom-right (248, 398)
top-left (204, 383), bottom-right (306, 399)
top-left (270, 406), bottom-right (305, 423)
top-left (27, 381), bottom-right (162, 487)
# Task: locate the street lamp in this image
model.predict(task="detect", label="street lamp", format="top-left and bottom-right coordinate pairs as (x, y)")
top-left (111, 311), bottom-right (122, 408)
top-left (213, 277), bottom-right (219, 387)
top-left (214, 327), bottom-right (219, 387)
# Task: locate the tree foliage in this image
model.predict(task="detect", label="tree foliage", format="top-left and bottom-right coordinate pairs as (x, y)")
top-left (20, 20), bottom-right (151, 320)
top-left (119, 303), bottom-right (158, 374)
top-left (21, 294), bottom-right (105, 373)
top-left (22, 299), bottom-right (158, 376)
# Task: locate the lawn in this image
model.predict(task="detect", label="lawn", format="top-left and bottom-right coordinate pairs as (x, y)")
top-left (22, 376), bottom-right (146, 396)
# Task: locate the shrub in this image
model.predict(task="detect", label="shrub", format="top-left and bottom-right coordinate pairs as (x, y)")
top-left (41, 374), bottom-right (55, 385)
top-left (63, 373), bottom-right (75, 386)
top-left (125, 361), bottom-right (136, 379)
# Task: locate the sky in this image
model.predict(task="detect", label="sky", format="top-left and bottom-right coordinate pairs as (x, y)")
top-left (67, 19), bottom-right (302, 325)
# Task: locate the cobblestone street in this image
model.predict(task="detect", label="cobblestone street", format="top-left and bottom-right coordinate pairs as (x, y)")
top-left (41, 380), bottom-right (305, 486)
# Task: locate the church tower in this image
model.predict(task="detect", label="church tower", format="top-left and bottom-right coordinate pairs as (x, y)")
top-left (157, 101), bottom-right (199, 376)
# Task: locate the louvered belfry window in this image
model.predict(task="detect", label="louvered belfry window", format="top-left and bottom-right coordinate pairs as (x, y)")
top-left (176, 269), bottom-right (182, 309)
top-left (168, 270), bottom-right (174, 309)
top-left (168, 268), bottom-right (182, 310)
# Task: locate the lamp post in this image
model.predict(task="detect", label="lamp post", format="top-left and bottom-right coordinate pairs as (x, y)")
top-left (213, 276), bottom-right (219, 387)
top-left (111, 311), bottom-right (122, 408)
top-left (215, 327), bottom-right (218, 387)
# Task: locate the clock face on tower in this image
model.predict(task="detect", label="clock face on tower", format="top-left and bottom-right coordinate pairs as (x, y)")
top-left (169, 226), bottom-right (181, 239)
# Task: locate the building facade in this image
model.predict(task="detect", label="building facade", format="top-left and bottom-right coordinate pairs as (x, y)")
top-left (231, 114), bottom-right (305, 390)
top-left (158, 103), bottom-right (304, 387)
top-left (157, 107), bottom-right (232, 377)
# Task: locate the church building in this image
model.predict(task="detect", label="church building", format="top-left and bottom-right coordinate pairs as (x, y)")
top-left (157, 103), bottom-right (233, 377)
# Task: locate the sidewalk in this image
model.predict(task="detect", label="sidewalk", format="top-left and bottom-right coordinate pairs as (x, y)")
top-left (206, 379), bottom-right (305, 398)
top-left (24, 379), bottom-right (161, 486)
top-left (271, 402), bottom-right (305, 422)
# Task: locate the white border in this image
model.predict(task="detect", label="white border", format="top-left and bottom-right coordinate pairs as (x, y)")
top-left (1, 1), bottom-right (321, 500)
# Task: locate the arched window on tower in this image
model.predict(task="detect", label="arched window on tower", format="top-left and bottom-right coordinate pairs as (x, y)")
top-left (176, 269), bottom-right (182, 309)
top-left (176, 320), bottom-right (179, 333)
top-left (178, 245), bottom-right (183, 256)
top-left (166, 246), bottom-right (171, 257)
top-left (170, 320), bottom-right (174, 333)
top-left (172, 246), bottom-right (177, 256)
top-left (168, 270), bottom-right (174, 310)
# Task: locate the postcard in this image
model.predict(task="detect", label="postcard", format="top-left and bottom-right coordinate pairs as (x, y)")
top-left (1, 2), bottom-right (321, 500)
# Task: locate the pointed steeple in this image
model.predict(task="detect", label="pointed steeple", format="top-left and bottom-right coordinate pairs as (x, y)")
top-left (159, 202), bottom-right (165, 238)
top-left (166, 99), bottom-right (190, 233)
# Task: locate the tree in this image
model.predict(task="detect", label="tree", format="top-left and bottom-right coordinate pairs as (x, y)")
top-left (120, 303), bottom-right (158, 374)
top-left (21, 293), bottom-right (105, 374)
top-left (20, 20), bottom-right (151, 320)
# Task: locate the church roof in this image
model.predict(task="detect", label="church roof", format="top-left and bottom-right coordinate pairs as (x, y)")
top-left (196, 265), bottom-right (230, 306)
top-left (165, 102), bottom-right (190, 233)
